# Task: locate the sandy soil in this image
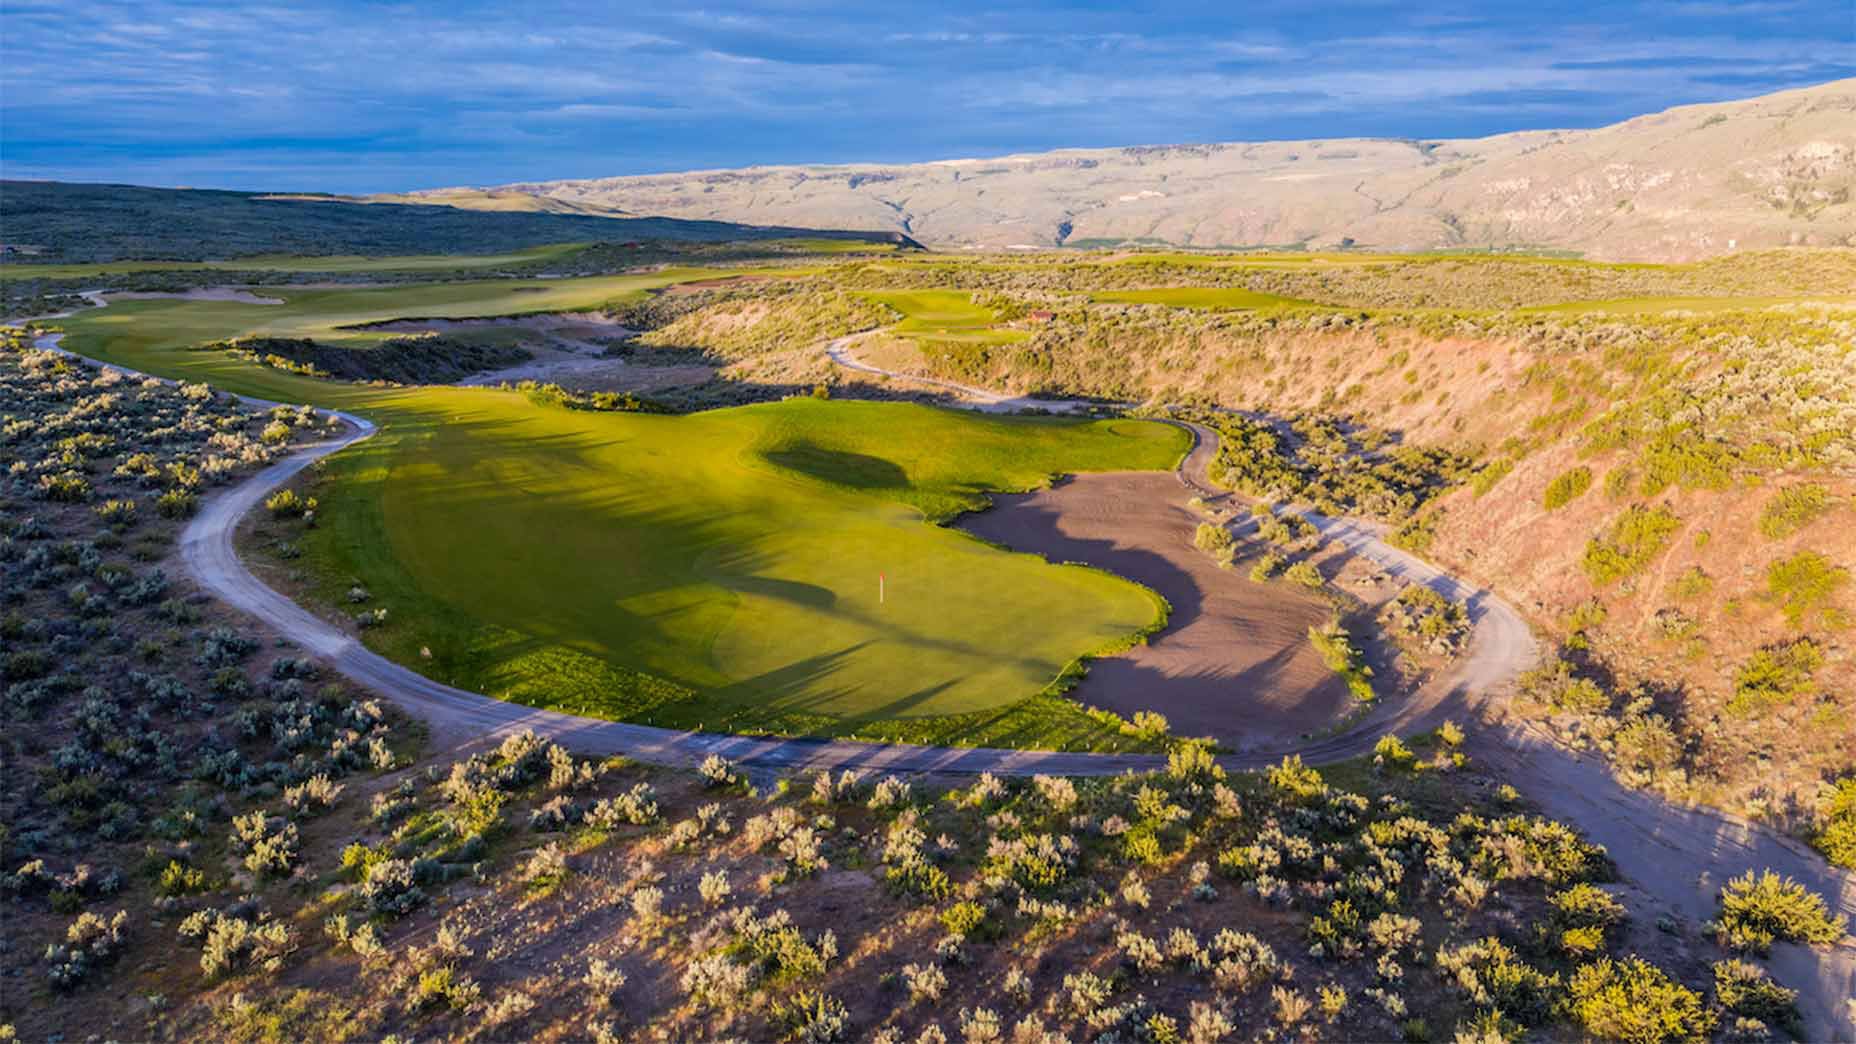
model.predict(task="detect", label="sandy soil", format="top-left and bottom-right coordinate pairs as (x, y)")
top-left (961, 473), bottom-right (1349, 748)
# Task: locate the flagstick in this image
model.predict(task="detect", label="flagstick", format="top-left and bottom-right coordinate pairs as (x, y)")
top-left (880, 572), bottom-right (885, 604)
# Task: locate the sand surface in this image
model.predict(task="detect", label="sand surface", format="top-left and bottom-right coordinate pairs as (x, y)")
top-left (962, 473), bottom-right (1349, 747)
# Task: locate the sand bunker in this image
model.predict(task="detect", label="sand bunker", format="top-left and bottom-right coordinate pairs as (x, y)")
top-left (961, 472), bottom-right (1350, 748)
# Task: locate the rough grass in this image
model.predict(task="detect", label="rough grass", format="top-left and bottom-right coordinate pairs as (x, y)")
top-left (1089, 287), bottom-right (1308, 309)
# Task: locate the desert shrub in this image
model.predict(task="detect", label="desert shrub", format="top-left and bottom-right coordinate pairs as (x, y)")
top-left (1308, 620), bottom-right (1374, 702)
top-left (1382, 583), bottom-right (1470, 653)
top-left (698, 753), bottom-right (741, 787)
top-left (1756, 484), bottom-right (1835, 540)
top-left (1549, 883), bottom-right (1628, 954)
top-left (359, 858), bottom-right (426, 917)
top-left (1471, 457), bottom-right (1514, 497)
top-left (779, 990), bottom-right (851, 1043)
top-left (230, 812), bottom-right (299, 878)
top-left (1727, 638), bottom-right (1822, 717)
top-left (44, 910), bottom-right (129, 990)
top-left (1390, 510), bottom-right (1437, 553)
top-left (1712, 870), bottom-right (1846, 953)
top-left (1249, 551), bottom-right (1285, 581)
top-left (179, 908), bottom-right (294, 980)
top-left (1568, 957), bottom-right (1712, 1044)
top-left (585, 782), bottom-right (659, 827)
top-left (1582, 505), bottom-right (1680, 585)
top-left (94, 498), bottom-right (137, 529)
top-left (1543, 466), bottom-right (1593, 510)
top-left (1435, 937), bottom-right (1561, 1026)
top-left (155, 489), bottom-right (198, 518)
top-left (1711, 959), bottom-right (1801, 1038)
top-left (524, 843), bottom-right (571, 894)
top-left (1815, 778), bottom-right (1856, 869)
top-left (157, 859), bottom-right (208, 897)
top-left (37, 471), bottom-right (92, 503)
top-left (1669, 566), bottom-right (1713, 600)
top-left (699, 869), bottom-right (732, 905)
top-left (1283, 560), bottom-right (1324, 589)
top-left (939, 901), bottom-right (989, 939)
top-left (903, 962), bottom-right (948, 1003)
top-left (1193, 522), bottom-right (1235, 566)
top-left (1764, 550), bottom-right (1847, 627)
top-left (281, 774), bottom-right (344, 816)
top-left (1128, 710), bottom-right (1170, 743)
top-left (263, 488), bottom-right (313, 519)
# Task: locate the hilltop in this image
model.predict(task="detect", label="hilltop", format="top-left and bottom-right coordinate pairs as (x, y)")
top-left (406, 80), bottom-right (1856, 261)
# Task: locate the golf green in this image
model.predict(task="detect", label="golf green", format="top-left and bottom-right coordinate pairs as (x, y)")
top-left (51, 276), bottom-right (1191, 749)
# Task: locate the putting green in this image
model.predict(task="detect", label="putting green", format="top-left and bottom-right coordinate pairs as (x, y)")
top-left (50, 276), bottom-right (1190, 749)
top-left (862, 289), bottom-right (1033, 347)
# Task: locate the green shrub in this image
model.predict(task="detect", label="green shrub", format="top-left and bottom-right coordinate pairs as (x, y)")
top-left (938, 901), bottom-right (988, 939)
top-left (1543, 466), bottom-right (1592, 511)
top-left (264, 488), bottom-right (315, 519)
top-left (1582, 505), bottom-right (1681, 585)
top-left (1309, 620), bottom-right (1373, 702)
top-left (1711, 959), bottom-right (1801, 1038)
top-left (1390, 510), bottom-right (1438, 553)
top-left (1568, 957), bottom-right (1713, 1044)
top-left (1669, 566), bottom-right (1712, 601)
top-left (1815, 778), bottom-right (1856, 870)
top-left (1713, 870), bottom-right (1846, 953)
top-left (1194, 522), bottom-right (1235, 566)
top-left (1472, 457), bottom-right (1514, 497)
top-left (1549, 883), bottom-right (1627, 954)
top-left (1756, 485), bottom-right (1835, 540)
top-left (1249, 551), bottom-right (1285, 582)
top-left (94, 498), bottom-right (138, 529)
top-left (1284, 560), bottom-right (1324, 590)
top-left (38, 471), bottom-right (92, 503)
top-left (1764, 550), bottom-right (1847, 627)
top-left (1727, 639), bottom-right (1822, 717)
top-left (1603, 467), bottom-right (1636, 500)
top-left (155, 489), bottom-right (198, 518)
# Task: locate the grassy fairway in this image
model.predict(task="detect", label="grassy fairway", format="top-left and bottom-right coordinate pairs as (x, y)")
top-left (0, 243), bottom-right (590, 280)
top-left (52, 282), bottom-right (1190, 750)
top-left (861, 289), bottom-right (1032, 347)
top-left (1091, 287), bottom-right (1309, 309)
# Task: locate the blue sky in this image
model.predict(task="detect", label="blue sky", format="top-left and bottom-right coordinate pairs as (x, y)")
top-left (2, 1), bottom-right (1851, 193)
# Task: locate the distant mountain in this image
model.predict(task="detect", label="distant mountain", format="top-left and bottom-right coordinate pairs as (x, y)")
top-left (0, 181), bottom-right (914, 263)
top-left (411, 79), bottom-right (1856, 261)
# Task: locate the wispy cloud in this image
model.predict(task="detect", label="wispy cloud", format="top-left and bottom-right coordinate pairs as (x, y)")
top-left (1, 0), bottom-right (1849, 192)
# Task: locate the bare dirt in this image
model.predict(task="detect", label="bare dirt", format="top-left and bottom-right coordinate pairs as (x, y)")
top-left (961, 473), bottom-right (1349, 748)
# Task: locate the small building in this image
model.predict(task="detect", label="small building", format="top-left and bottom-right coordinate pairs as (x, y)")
top-left (1026, 309), bottom-right (1056, 323)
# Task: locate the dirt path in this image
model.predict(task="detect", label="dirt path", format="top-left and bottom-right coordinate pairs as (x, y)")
top-left (13, 313), bottom-right (1851, 1037)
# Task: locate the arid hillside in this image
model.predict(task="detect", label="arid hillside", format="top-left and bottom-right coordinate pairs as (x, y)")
top-left (406, 80), bottom-right (1856, 261)
top-left (618, 250), bottom-right (1856, 843)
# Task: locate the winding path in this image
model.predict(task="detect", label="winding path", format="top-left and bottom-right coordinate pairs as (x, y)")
top-left (17, 314), bottom-right (1853, 1037)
